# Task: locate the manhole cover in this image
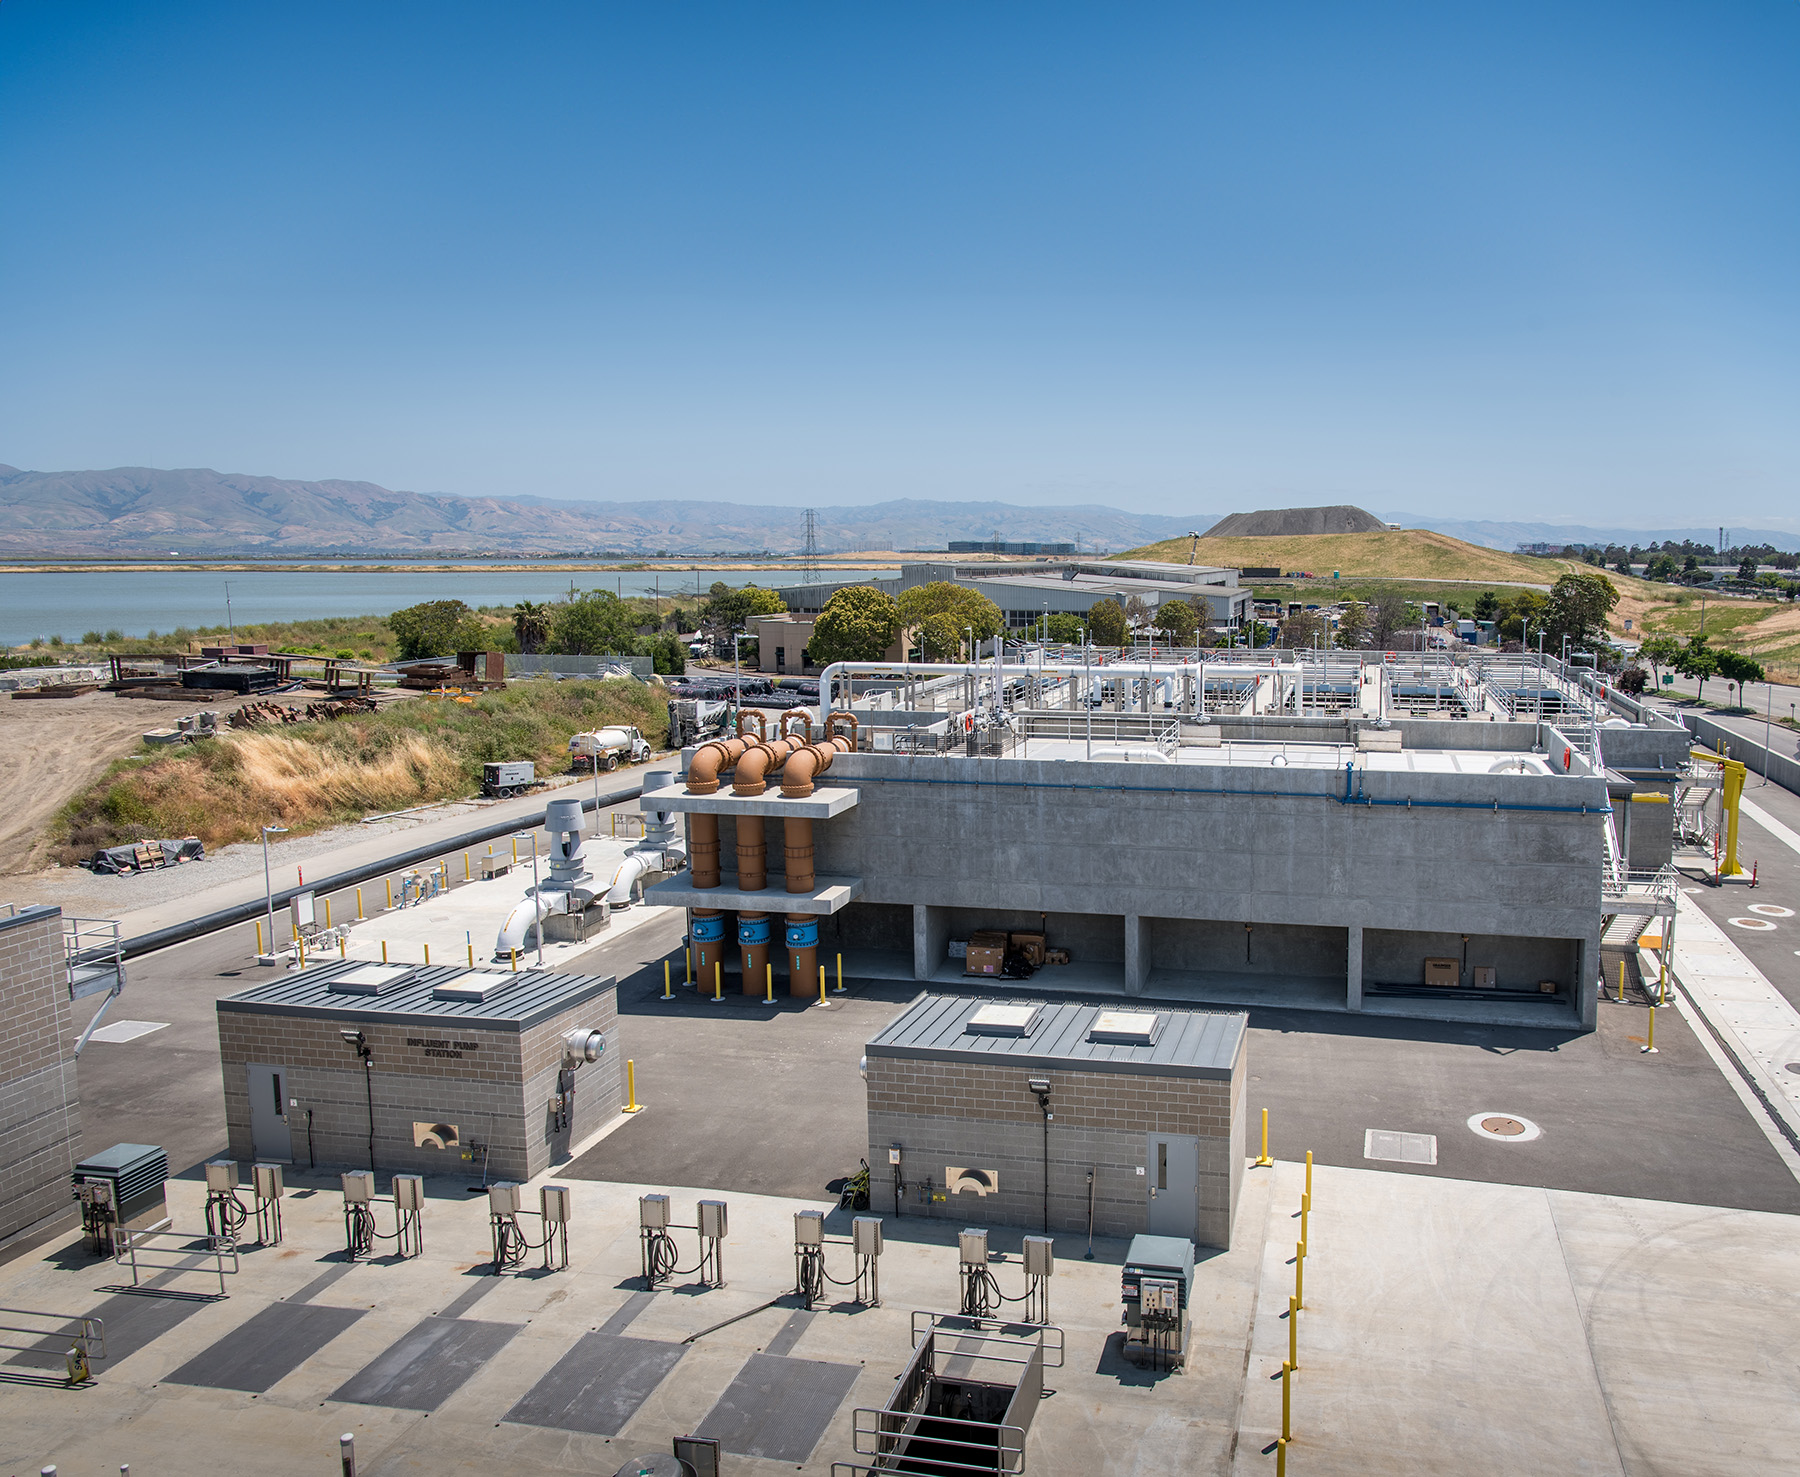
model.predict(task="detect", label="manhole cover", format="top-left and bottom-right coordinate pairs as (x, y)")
top-left (1729, 917), bottom-right (1777, 931)
top-left (1467, 1112), bottom-right (1542, 1143)
top-left (1749, 904), bottom-right (1795, 918)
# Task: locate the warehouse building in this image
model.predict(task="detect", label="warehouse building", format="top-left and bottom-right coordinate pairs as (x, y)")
top-left (863, 994), bottom-right (1247, 1249)
top-left (216, 958), bottom-right (621, 1182)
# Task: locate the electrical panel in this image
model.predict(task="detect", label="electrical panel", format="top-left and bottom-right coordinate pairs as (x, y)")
top-left (205, 1159), bottom-right (239, 1192)
top-left (698, 1199), bottom-right (728, 1239)
top-left (76, 1179), bottom-right (113, 1209)
top-left (540, 1184), bottom-right (571, 1223)
top-left (640, 1193), bottom-right (670, 1229)
top-left (853, 1216), bottom-right (883, 1256)
top-left (794, 1209), bottom-right (824, 1247)
top-left (1142, 1277), bottom-right (1180, 1316)
top-left (887, 1144), bottom-right (903, 1166)
top-left (487, 1182), bottom-right (523, 1215)
top-left (1023, 1235), bottom-right (1054, 1277)
top-left (959, 1228), bottom-right (989, 1266)
top-left (252, 1163), bottom-right (283, 1200)
top-left (341, 1170), bottom-right (374, 1204)
top-left (393, 1174), bottom-right (425, 1212)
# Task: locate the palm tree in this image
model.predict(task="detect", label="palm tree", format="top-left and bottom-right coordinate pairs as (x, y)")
top-left (513, 600), bottom-right (552, 655)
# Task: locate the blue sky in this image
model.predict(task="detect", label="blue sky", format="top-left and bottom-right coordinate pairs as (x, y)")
top-left (2, 3), bottom-right (1796, 526)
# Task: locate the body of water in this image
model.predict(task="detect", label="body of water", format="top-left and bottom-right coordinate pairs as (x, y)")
top-left (0, 566), bottom-right (897, 645)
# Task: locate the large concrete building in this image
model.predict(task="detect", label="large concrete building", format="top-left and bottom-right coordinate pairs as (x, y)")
top-left (0, 905), bottom-right (81, 1242)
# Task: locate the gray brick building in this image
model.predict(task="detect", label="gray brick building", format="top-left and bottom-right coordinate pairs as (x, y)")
top-left (0, 904), bottom-right (81, 1242)
top-left (216, 959), bottom-right (622, 1183)
top-left (864, 994), bottom-right (1247, 1249)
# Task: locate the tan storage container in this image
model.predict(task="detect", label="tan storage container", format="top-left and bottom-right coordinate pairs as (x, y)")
top-left (1423, 957), bottom-right (1460, 987)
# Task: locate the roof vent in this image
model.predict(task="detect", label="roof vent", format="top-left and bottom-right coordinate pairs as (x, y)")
top-left (965, 1002), bottom-right (1040, 1037)
top-left (327, 963), bottom-right (413, 996)
top-left (432, 971), bottom-right (516, 1003)
top-left (1089, 1009), bottom-right (1160, 1045)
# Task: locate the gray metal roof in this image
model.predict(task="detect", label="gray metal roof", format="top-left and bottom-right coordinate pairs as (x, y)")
top-left (865, 994), bottom-right (1245, 1079)
top-left (216, 956), bottom-right (613, 1032)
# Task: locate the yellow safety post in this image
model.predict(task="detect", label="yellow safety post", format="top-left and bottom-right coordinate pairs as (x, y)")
top-left (685, 948), bottom-right (692, 985)
top-left (1301, 1193), bottom-right (1309, 1248)
top-left (1255, 1108), bottom-right (1274, 1168)
top-left (623, 1058), bottom-right (645, 1113)
top-left (338, 936), bottom-right (346, 958)
top-left (711, 962), bottom-right (724, 1003)
top-left (1276, 1437), bottom-right (1287, 1477)
top-left (297, 938), bottom-right (306, 967)
top-left (511, 837), bottom-right (518, 864)
top-left (463, 852), bottom-right (470, 881)
top-left (765, 963), bottom-right (774, 1004)
top-left (356, 887), bottom-right (364, 919)
top-left (467, 943), bottom-right (475, 968)
top-left (818, 965), bottom-right (828, 1007)
top-left (1281, 1360), bottom-right (1292, 1440)
top-left (1618, 961), bottom-right (1626, 1004)
top-left (662, 961), bottom-right (673, 1000)
top-left (835, 952), bottom-right (845, 993)
top-left (1288, 1294), bottom-right (1299, 1371)
top-left (255, 920), bottom-right (263, 954)
top-left (385, 878), bottom-right (393, 909)
top-left (511, 948), bottom-right (518, 972)
top-left (1295, 1240), bottom-right (1305, 1309)
top-left (324, 898), bottom-right (331, 928)
top-left (1305, 1149), bottom-right (1313, 1199)
top-left (610, 813), bottom-right (617, 837)
top-left (1658, 955), bottom-right (1669, 1007)
top-left (423, 944), bottom-right (430, 966)
top-left (1642, 1004), bottom-right (1659, 1054)
top-left (381, 940), bottom-right (388, 963)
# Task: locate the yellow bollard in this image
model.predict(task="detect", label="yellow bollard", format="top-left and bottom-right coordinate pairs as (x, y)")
top-left (765, 963), bottom-right (774, 1005)
top-left (1255, 1108), bottom-right (1274, 1168)
top-left (464, 852), bottom-right (470, 881)
top-left (385, 877), bottom-right (393, 910)
top-left (356, 887), bottom-right (363, 919)
top-left (1300, 1194), bottom-right (1309, 1249)
top-left (255, 920), bottom-right (263, 955)
top-left (611, 813), bottom-right (616, 837)
top-left (381, 940), bottom-right (388, 963)
top-left (324, 897), bottom-right (331, 928)
top-left (1642, 1003), bottom-right (1659, 1054)
top-left (1658, 955), bottom-right (1669, 1007)
top-left (817, 965), bottom-right (828, 1007)
top-left (1288, 1294), bottom-right (1299, 1371)
top-left (711, 961), bottom-right (724, 1003)
top-left (297, 938), bottom-right (306, 967)
top-left (339, 936), bottom-right (346, 958)
top-left (685, 947), bottom-right (692, 985)
top-left (423, 943), bottom-right (430, 966)
top-left (1276, 1437), bottom-right (1287, 1477)
top-left (835, 951), bottom-right (844, 993)
top-left (1305, 1149), bottom-right (1313, 1200)
top-left (511, 948), bottom-right (518, 972)
top-left (1295, 1241), bottom-right (1305, 1309)
top-left (1281, 1360), bottom-right (1292, 1441)
top-left (511, 837), bottom-right (518, 864)
top-left (662, 961), bottom-right (673, 1001)
top-left (1619, 960), bottom-right (1626, 1004)
top-left (623, 1058), bottom-right (645, 1113)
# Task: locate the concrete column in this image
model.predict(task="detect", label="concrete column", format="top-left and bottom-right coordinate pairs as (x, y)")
top-left (1576, 934), bottom-right (1598, 1030)
top-left (914, 903), bottom-right (948, 982)
top-left (1346, 923), bottom-right (1363, 1012)
top-left (1124, 915), bottom-right (1149, 996)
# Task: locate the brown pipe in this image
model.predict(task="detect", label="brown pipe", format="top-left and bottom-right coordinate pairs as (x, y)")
top-left (784, 817), bottom-right (815, 892)
top-left (781, 712), bottom-right (814, 743)
top-left (687, 736), bottom-right (748, 796)
top-left (691, 813), bottom-right (721, 887)
top-left (735, 709), bottom-right (766, 741)
top-left (826, 711), bottom-right (859, 747)
top-left (733, 737), bottom-right (798, 797)
top-left (780, 746), bottom-right (823, 798)
top-left (736, 814), bottom-right (768, 891)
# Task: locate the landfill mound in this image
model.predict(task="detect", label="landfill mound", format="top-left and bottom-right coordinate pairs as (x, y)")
top-left (1203, 505), bottom-right (1388, 538)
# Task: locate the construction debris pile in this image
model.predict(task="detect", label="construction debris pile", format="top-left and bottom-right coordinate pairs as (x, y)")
top-left (84, 836), bottom-right (205, 874)
top-left (228, 696), bottom-right (378, 729)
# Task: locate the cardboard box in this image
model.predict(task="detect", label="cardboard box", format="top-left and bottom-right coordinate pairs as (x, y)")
top-left (1471, 966), bottom-right (1497, 989)
top-left (1538, 980), bottom-right (1558, 994)
top-left (1010, 931), bottom-right (1047, 966)
top-left (965, 946), bottom-right (1005, 976)
top-left (1423, 957), bottom-right (1460, 987)
top-left (1045, 948), bottom-right (1071, 966)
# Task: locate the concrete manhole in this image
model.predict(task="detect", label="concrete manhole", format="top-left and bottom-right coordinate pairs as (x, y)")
top-left (1728, 917), bottom-right (1777, 931)
top-left (1749, 904), bottom-right (1795, 918)
top-left (1467, 1112), bottom-right (1542, 1143)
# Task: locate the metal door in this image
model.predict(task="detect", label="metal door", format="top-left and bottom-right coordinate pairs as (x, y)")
top-left (1145, 1132), bottom-right (1197, 1239)
top-left (248, 1063), bottom-right (291, 1161)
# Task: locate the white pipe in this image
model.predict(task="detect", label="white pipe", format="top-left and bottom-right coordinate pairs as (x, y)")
top-left (495, 894), bottom-right (557, 960)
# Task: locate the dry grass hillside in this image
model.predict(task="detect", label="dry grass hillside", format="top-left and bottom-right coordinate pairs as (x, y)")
top-left (1120, 528), bottom-right (1594, 584)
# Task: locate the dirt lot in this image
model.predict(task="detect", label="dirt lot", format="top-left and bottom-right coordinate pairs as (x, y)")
top-left (0, 689), bottom-right (252, 871)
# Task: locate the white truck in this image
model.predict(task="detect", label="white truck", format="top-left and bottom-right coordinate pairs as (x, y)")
top-left (567, 725), bottom-right (653, 773)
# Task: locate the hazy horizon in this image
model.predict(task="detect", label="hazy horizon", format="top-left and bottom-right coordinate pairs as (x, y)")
top-left (2, 4), bottom-right (1796, 526)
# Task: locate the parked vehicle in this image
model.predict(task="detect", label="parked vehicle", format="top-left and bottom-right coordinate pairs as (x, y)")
top-left (481, 760), bottom-right (544, 798)
top-left (567, 726), bottom-right (653, 772)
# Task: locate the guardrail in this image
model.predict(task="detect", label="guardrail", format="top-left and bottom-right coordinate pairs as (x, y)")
top-left (114, 1227), bottom-right (238, 1296)
top-left (0, 1307), bottom-right (105, 1361)
top-left (907, 1311), bottom-right (1064, 1367)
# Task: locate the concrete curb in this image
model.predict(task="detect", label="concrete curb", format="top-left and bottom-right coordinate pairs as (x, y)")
top-left (120, 782), bottom-right (647, 960)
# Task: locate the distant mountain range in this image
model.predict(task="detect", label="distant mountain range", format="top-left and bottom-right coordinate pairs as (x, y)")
top-left (1377, 513), bottom-right (1800, 553)
top-left (0, 465), bottom-right (1211, 555)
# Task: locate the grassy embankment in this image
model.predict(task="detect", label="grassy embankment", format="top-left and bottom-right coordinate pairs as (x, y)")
top-left (53, 677), bottom-right (669, 862)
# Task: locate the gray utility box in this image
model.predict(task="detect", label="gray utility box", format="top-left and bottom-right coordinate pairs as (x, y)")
top-left (72, 1143), bottom-right (169, 1238)
top-left (482, 761), bottom-right (538, 797)
top-left (1121, 1233), bottom-right (1195, 1368)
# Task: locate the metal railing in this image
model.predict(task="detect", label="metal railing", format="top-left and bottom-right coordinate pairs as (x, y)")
top-left (908, 1311), bottom-right (1065, 1368)
top-left (114, 1227), bottom-right (238, 1296)
top-left (65, 916), bottom-right (125, 1002)
top-left (1602, 865), bottom-right (1678, 915)
top-left (1021, 713), bottom-right (1179, 754)
top-left (0, 1307), bottom-right (105, 1361)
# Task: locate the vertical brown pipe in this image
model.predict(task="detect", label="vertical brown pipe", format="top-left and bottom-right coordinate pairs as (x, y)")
top-left (690, 909), bottom-right (729, 982)
top-left (691, 813), bottom-right (721, 888)
top-left (784, 817), bottom-right (815, 893)
top-left (738, 912), bottom-right (771, 994)
top-left (786, 913), bottom-right (820, 996)
top-left (737, 814), bottom-right (768, 891)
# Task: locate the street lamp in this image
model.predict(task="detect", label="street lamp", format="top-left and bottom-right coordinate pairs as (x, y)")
top-left (514, 830), bottom-right (544, 967)
top-left (261, 824), bottom-right (288, 960)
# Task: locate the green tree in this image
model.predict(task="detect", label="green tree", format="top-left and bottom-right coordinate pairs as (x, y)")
top-left (1644, 553), bottom-right (1677, 581)
top-left (808, 586), bottom-right (902, 664)
top-left (1045, 612), bottom-right (1084, 644)
top-left (1367, 591), bottom-right (1423, 647)
top-left (1543, 570), bottom-right (1620, 649)
top-left (701, 581), bottom-right (787, 631)
top-left (1084, 598), bottom-right (1128, 647)
top-left (1282, 610), bottom-right (1330, 651)
top-left (896, 582), bottom-right (1003, 651)
top-left (389, 600), bottom-right (491, 660)
top-left (1495, 590), bottom-right (1549, 645)
top-left (1636, 634), bottom-right (1680, 689)
top-left (1152, 600), bottom-right (1198, 645)
top-left (913, 611), bottom-right (969, 659)
top-left (512, 600), bottom-right (552, 655)
top-left (1737, 557), bottom-right (1758, 582)
top-left (1334, 601), bottom-right (1370, 649)
top-left (1674, 636), bottom-right (1717, 701)
top-left (634, 632), bottom-right (688, 676)
top-left (551, 591), bottom-right (640, 655)
top-left (1472, 590), bottom-right (1499, 621)
top-left (1715, 650), bottom-right (1765, 707)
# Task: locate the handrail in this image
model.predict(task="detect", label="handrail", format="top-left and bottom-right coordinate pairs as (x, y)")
top-left (910, 1311), bottom-right (1065, 1368)
top-left (851, 1405), bottom-right (1028, 1474)
top-left (0, 1308), bottom-right (105, 1360)
top-left (115, 1227), bottom-right (238, 1296)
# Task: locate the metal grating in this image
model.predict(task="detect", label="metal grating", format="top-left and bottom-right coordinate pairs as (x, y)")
top-left (1363, 1129), bottom-right (1438, 1165)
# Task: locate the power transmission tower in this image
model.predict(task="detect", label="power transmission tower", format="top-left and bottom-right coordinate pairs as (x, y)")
top-left (802, 508), bottom-right (820, 581)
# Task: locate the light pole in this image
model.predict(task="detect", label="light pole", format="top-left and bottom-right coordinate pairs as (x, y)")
top-left (261, 825), bottom-right (288, 959)
top-left (514, 830), bottom-right (544, 966)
